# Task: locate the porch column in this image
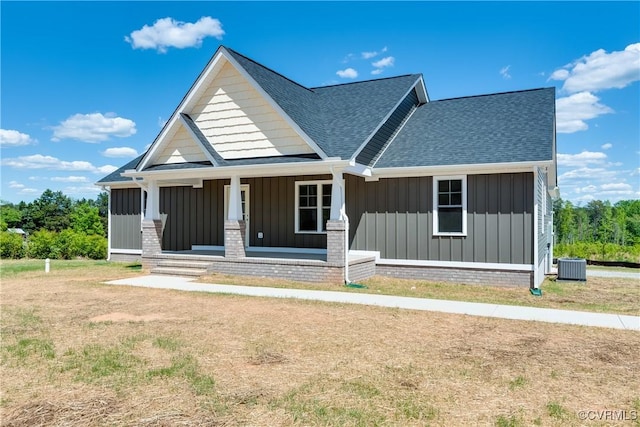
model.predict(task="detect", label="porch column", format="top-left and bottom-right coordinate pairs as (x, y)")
top-left (225, 175), bottom-right (246, 258)
top-left (142, 179), bottom-right (163, 269)
top-left (327, 169), bottom-right (347, 267)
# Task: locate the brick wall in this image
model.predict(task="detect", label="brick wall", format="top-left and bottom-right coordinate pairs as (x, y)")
top-left (141, 219), bottom-right (163, 270)
top-left (376, 264), bottom-right (533, 287)
top-left (109, 253), bottom-right (141, 263)
top-left (224, 220), bottom-right (246, 258)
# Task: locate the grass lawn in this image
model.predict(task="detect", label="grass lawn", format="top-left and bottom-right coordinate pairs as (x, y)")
top-left (198, 270), bottom-right (639, 316)
top-left (1, 259), bottom-right (639, 426)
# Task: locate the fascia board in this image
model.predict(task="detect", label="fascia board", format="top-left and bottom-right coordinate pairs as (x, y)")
top-left (372, 160), bottom-right (554, 178)
top-left (178, 114), bottom-right (220, 167)
top-left (122, 159), bottom-right (351, 181)
top-left (222, 49), bottom-right (329, 160)
top-left (349, 76), bottom-right (423, 163)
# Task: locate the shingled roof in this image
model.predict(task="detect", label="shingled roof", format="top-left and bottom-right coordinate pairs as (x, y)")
top-left (225, 48), bottom-right (421, 159)
top-left (97, 47), bottom-right (555, 186)
top-left (375, 87), bottom-right (556, 168)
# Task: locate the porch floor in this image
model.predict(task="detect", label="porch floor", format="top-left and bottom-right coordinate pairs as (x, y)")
top-left (161, 249), bottom-right (373, 263)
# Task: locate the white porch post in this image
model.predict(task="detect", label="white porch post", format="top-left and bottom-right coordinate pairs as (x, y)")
top-left (225, 175), bottom-right (246, 258)
top-left (228, 175), bottom-right (243, 221)
top-left (327, 168), bottom-right (348, 279)
top-left (330, 169), bottom-right (346, 220)
top-left (144, 179), bottom-right (160, 220)
top-left (141, 179), bottom-right (163, 270)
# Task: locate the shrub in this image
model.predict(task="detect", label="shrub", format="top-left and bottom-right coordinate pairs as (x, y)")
top-left (0, 231), bottom-right (26, 259)
top-left (84, 234), bottom-right (107, 260)
top-left (27, 230), bottom-right (60, 259)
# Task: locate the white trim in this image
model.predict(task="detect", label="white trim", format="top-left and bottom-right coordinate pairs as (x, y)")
top-left (372, 160), bottom-right (553, 179)
top-left (178, 114), bottom-right (219, 167)
top-left (350, 77), bottom-right (422, 162)
top-left (433, 175), bottom-right (467, 236)
top-left (224, 183), bottom-right (250, 247)
top-left (377, 258), bottom-right (534, 272)
top-left (533, 166), bottom-right (540, 288)
top-left (107, 187), bottom-right (111, 261)
top-left (122, 159), bottom-right (350, 181)
top-left (349, 250), bottom-right (381, 261)
top-left (111, 249), bottom-right (143, 255)
top-left (294, 180), bottom-right (332, 234)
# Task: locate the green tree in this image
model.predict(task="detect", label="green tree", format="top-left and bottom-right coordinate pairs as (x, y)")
top-left (0, 204), bottom-right (23, 230)
top-left (70, 203), bottom-right (104, 236)
top-left (22, 190), bottom-right (72, 232)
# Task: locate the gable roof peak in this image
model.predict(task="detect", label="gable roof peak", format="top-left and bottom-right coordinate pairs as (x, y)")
top-left (311, 73), bottom-right (422, 90)
top-left (223, 46), bottom-right (315, 94)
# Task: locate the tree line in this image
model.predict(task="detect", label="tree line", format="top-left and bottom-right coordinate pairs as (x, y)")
top-left (553, 198), bottom-right (640, 262)
top-left (0, 189), bottom-right (108, 259)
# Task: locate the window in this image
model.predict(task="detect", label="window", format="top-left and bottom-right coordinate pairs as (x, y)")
top-left (295, 181), bottom-right (332, 233)
top-left (433, 175), bottom-right (467, 235)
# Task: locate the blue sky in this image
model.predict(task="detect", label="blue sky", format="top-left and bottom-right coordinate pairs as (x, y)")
top-left (1, 1), bottom-right (639, 205)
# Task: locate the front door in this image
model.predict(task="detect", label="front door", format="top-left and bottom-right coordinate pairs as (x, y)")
top-left (224, 184), bottom-right (250, 247)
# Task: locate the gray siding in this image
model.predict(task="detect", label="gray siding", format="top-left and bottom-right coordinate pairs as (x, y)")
top-left (110, 188), bottom-right (142, 250)
top-left (346, 173), bottom-right (534, 264)
top-left (160, 180), bottom-right (226, 251)
top-left (356, 89), bottom-right (419, 166)
top-left (159, 175), bottom-right (330, 251)
top-left (246, 175), bottom-right (329, 249)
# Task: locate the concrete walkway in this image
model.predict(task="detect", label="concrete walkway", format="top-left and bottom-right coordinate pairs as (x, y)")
top-left (105, 275), bottom-right (639, 331)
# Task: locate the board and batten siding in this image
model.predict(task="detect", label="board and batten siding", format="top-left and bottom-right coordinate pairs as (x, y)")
top-left (158, 175), bottom-right (329, 251)
top-left (110, 188), bottom-right (142, 250)
top-left (188, 61), bottom-right (315, 160)
top-left (159, 180), bottom-right (226, 251)
top-left (346, 173), bottom-right (534, 264)
top-left (356, 89), bottom-right (419, 166)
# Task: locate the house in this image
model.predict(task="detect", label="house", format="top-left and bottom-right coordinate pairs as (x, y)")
top-left (97, 46), bottom-right (557, 288)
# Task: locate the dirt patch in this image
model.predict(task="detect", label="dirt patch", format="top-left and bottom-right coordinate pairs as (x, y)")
top-left (89, 312), bottom-right (176, 323)
top-left (2, 262), bottom-right (639, 426)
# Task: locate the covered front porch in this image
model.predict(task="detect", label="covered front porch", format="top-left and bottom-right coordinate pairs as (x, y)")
top-left (129, 160), bottom-right (374, 284)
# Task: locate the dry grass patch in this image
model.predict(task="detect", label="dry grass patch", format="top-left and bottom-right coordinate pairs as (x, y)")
top-left (199, 271), bottom-right (639, 315)
top-left (1, 260), bottom-right (639, 426)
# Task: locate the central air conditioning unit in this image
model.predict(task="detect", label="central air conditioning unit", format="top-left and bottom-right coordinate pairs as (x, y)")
top-left (557, 258), bottom-right (587, 281)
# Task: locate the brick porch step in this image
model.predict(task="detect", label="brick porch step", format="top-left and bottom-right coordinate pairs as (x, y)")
top-left (151, 259), bottom-right (211, 277)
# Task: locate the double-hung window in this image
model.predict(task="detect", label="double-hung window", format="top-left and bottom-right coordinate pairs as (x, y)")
top-left (433, 175), bottom-right (467, 236)
top-left (296, 181), bottom-right (332, 233)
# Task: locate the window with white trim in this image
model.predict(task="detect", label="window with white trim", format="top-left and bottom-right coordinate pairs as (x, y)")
top-left (433, 175), bottom-right (467, 235)
top-left (295, 181), bottom-right (332, 233)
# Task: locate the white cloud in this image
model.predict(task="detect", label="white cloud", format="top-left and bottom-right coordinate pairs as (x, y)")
top-left (125, 16), bottom-right (224, 53)
top-left (52, 113), bottom-right (136, 142)
top-left (557, 151), bottom-right (607, 167)
top-left (575, 194), bottom-right (595, 203)
top-left (0, 129), bottom-right (37, 147)
top-left (336, 68), bottom-right (358, 79)
top-left (371, 69), bottom-right (383, 76)
top-left (372, 56), bottom-right (395, 68)
top-left (601, 143), bottom-right (613, 150)
top-left (558, 167), bottom-right (617, 181)
top-left (555, 91), bottom-right (613, 133)
top-left (1, 154), bottom-right (117, 175)
top-left (50, 176), bottom-right (89, 183)
top-left (8, 181), bottom-right (39, 194)
top-left (576, 184), bottom-right (597, 194)
top-left (158, 116), bottom-right (167, 128)
top-left (499, 65), bottom-right (511, 79)
top-left (102, 147), bottom-right (139, 158)
top-left (63, 186), bottom-right (102, 195)
top-left (600, 182), bottom-right (632, 192)
top-left (550, 43), bottom-right (640, 93)
top-left (361, 46), bottom-right (387, 59)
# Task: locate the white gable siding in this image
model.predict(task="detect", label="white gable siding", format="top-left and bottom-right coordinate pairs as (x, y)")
top-left (154, 126), bottom-right (209, 165)
top-left (189, 62), bottom-right (314, 159)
